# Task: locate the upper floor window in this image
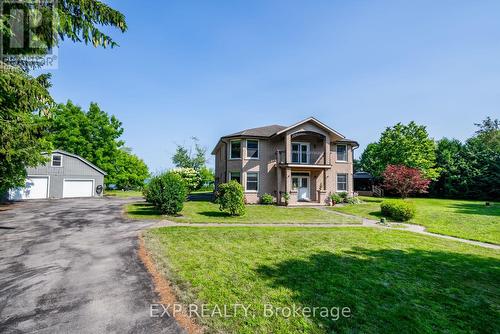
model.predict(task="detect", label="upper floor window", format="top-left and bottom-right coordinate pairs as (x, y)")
top-left (291, 142), bottom-right (309, 164)
top-left (51, 154), bottom-right (62, 167)
top-left (230, 140), bottom-right (241, 159)
top-left (246, 140), bottom-right (259, 159)
top-left (336, 144), bottom-right (347, 162)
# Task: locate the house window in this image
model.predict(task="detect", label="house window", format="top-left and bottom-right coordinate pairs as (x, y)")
top-left (337, 173), bottom-right (348, 192)
top-left (246, 140), bottom-right (259, 159)
top-left (230, 140), bottom-right (241, 159)
top-left (291, 142), bottom-right (309, 164)
top-left (51, 154), bottom-right (62, 167)
top-left (229, 172), bottom-right (241, 184)
top-left (337, 144), bottom-right (347, 162)
top-left (246, 172), bottom-right (258, 191)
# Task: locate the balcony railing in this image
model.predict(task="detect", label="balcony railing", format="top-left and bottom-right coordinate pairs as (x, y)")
top-left (277, 150), bottom-right (327, 165)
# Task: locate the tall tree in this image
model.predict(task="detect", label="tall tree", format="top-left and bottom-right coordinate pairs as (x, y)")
top-left (0, 66), bottom-right (53, 195)
top-left (49, 101), bottom-right (149, 188)
top-left (111, 148), bottom-right (150, 190)
top-left (172, 137), bottom-right (207, 170)
top-left (456, 118), bottom-right (500, 199)
top-left (0, 0), bottom-right (127, 195)
top-left (429, 138), bottom-right (463, 197)
top-left (359, 122), bottom-right (439, 180)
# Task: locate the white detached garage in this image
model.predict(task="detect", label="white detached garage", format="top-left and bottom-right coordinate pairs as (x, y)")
top-left (8, 150), bottom-right (106, 200)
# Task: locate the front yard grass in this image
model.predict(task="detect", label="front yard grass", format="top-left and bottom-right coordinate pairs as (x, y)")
top-left (331, 197), bottom-right (500, 244)
top-left (144, 227), bottom-right (500, 334)
top-left (105, 190), bottom-right (143, 198)
top-left (126, 200), bottom-right (361, 224)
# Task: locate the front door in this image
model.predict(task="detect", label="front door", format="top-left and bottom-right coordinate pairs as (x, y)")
top-left (292, 174), bottom-right (310, 201)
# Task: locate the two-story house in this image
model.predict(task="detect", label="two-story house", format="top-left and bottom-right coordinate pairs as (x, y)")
top-left (212, 117), bottom-right (358, 205)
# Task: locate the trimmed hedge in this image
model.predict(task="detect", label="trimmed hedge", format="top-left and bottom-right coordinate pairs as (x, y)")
top-left (144, 172), bottom-right (187, 215)
top-left (380, 199), bottom-right (416, 221)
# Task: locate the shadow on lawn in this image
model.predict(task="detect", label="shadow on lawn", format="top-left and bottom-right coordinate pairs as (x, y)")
top-left (128, 203), bottom-right (162, 216)
top-left (198, 211), bottom-right (231, 218)
top-left (448, 202), bottom-right (500, 217)
top-left (256, 248), bottom-right (499, 333)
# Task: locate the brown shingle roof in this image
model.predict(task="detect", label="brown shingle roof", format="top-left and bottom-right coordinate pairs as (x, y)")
top-left (223, 124), bottom-right (287, 138)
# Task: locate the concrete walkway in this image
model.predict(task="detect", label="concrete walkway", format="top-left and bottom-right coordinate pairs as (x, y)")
top-left (150, 209), bottom-right (500, 250)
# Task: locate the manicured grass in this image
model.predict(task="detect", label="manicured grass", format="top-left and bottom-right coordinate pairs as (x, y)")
top-left (105, 190), bottom-right (143, 198)
top-left (126, 200), bottom-right (361, 224)
top-left (332, 197), bottom-right (500, 244)
top-left (144, 227), bottom-right (500, 334)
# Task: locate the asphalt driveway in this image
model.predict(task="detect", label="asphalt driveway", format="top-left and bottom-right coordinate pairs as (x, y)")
top-left (0, 198), bottom-right (183, 334)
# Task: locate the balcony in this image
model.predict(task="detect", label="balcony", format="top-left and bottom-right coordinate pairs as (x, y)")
top-left (277, 150), bottom-right (330, 167)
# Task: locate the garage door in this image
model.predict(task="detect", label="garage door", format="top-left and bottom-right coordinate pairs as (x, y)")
top-left (9, 177), bottom-right (49, 200)
top-left (63, 180), bottom-right (94, 198)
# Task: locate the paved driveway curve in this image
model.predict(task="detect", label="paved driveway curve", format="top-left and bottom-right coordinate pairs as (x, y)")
top-left (0, 198), bottom-right (182, 334)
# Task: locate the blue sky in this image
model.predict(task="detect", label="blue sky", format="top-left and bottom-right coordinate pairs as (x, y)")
top-left (42, 0), bottom-right (500, 171)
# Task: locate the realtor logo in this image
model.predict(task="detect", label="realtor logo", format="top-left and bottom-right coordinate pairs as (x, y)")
top-left (0, 0), bottom-right (58, 70)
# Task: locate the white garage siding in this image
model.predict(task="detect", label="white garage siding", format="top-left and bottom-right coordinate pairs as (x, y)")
top-left (9, 176), bottom-right (49, 200)
top-left (63, 179), bottom-right (94, 198)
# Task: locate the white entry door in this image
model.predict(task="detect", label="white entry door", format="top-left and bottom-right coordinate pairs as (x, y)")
top-left (298, 177), bottom-right (310, 201)
top-left (292, 174), bottom-right (310, 201)
top-left (9, 177), bottom-right (49, 200)
top-left (63, 180), bottom-right (94, 198)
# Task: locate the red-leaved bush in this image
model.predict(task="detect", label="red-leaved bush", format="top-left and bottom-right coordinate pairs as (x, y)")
top-left (382, 165), bottom-right (431, 198)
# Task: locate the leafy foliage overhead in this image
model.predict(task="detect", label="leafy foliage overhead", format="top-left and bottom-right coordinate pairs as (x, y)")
top-left (0, 0), bottom-right (127, 53)
top-left (0, 67), bottom-right (53, 194)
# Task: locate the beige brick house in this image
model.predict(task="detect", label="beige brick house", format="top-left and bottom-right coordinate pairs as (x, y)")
top-left (212, 117), bottom-right (358, 205)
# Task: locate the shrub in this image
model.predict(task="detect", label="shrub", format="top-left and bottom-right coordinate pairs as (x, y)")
top-left (330, 193), bottom-right (342, 205)
top-left (145, 172), bottom-right (187, 215)
top-left (260, 193), bottom-right (274, 205)
top-left (382, 165), bottom-right (431, 198)
top-left (380, 199), bottom-right (416, 221)
top-left (347, 196), bottom-right (362, 204)
top-left (282, 192), bottom-right (290, 206)
top-left (218, 181), bottom-right (246, 216)
top-left (338, 192), bottom-right (348, 203)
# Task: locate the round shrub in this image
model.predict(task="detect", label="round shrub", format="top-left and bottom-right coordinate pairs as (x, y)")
top-left (330, 193), bottom-right (342, 205)
top-left (217, 180), bottom-right (245, 216)
top-left (145, 172), bottom-right (187, 215)
top-left (260, 193), bottom-right (274, 205)
top-left (380, 199), bottom-right (416, 221)
top-left (346, 196), bottom-right (362, 204)
top-left (338, 191), bottom-right (348, 203)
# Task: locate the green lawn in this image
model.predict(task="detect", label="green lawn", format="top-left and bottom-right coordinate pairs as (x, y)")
top-left (331, 197), bottom-right (500, 244)
top-left (126, 200), bottom-right (362, 224)
top-left (105, 190), bottom-right (143, 198)
top-left (144, 227), bottom-right (500, 334)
